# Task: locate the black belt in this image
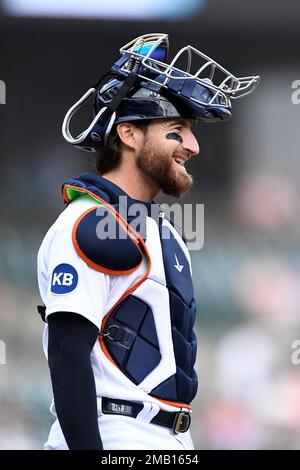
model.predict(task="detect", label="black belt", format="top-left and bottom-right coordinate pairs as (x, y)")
top-left (101, 397), bottom-right (191, 434)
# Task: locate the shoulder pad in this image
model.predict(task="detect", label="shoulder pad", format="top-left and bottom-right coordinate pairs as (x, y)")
top-left (72, 205), bottom-right (143, 275)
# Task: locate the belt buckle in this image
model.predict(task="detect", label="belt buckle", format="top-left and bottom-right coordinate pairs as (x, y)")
top-left (173, 411), bottom-right (191, 434)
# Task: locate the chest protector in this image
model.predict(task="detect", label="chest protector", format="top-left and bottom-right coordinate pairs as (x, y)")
top-left (103, 221), bottom-right (198, 405)
top-left (65, 177), bottom-right (198, 406)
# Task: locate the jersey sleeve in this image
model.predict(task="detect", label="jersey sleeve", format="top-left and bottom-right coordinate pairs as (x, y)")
top-left (38, 205), bottom-right (110, 329)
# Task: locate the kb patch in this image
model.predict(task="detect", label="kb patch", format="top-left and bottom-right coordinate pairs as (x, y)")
top-left (51, 263), bottom-right (78, 294)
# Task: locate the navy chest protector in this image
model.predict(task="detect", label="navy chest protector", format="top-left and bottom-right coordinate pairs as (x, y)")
top-left (41, 177), bottom-right (198, 407)
top-left (101, 215), bottom-right (198, 405)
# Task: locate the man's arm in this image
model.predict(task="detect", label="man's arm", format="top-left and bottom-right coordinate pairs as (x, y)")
top-left (47, 312), bottom-right (103, 450)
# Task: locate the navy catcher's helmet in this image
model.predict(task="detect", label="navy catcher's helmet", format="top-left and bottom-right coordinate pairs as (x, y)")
top-left (62, 33), bottom-right (259, 152)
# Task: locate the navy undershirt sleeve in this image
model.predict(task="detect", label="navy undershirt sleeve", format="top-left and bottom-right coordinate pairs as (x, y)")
top-left (47, 312), bottom-right (103, 450)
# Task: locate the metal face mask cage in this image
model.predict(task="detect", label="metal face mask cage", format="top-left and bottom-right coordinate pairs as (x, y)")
top-left (62, 33), bottom-right (260, 153)
top-left (118, 33), bottom-right (260, 108)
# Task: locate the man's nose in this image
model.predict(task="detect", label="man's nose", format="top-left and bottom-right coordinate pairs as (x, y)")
top-left (182, 130), bottom-right (200, 156)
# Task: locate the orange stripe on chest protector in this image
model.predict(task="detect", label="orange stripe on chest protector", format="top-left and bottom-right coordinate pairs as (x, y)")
top-left (150, 396), bottom-right (192, 410)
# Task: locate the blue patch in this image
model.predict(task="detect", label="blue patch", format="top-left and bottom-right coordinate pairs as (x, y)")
top-left (51, 263), bottom-right (78, 294)
top-left (74, 206), bottom-right (143, 274)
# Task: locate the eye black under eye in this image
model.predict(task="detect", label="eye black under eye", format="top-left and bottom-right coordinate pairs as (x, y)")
top-left (166, 132), bottom-right (183, 144)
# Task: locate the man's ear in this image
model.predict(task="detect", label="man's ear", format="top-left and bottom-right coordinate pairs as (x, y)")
top-left (116, 122), bottom-right (142, 151)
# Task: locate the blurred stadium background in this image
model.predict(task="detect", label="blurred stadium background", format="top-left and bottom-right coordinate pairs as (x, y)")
top-left (1, 0), bottom-right (300, 450)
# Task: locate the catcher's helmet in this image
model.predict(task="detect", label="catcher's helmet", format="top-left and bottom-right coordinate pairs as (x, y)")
top-left (62, 33), bottom-right (260, 152)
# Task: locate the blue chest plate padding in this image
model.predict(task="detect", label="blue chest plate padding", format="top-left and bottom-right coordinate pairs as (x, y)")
top-left (74, 205), bottom-right (142, 273)
top-left (104, 295), bottom-right (161, 384)
top-left (102, 220), bottom-right (198, 405)
top-left (150, 222), bottom-right (198, 404)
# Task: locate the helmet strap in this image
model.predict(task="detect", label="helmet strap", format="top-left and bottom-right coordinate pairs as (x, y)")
top-left (97, 71), bottom-right (140, 126)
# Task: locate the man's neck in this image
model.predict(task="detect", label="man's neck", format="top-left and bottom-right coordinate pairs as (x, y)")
top-left (102, 167), bottom-right (159, 203)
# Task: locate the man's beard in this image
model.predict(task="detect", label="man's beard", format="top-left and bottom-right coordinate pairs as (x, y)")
top-left (136, 140), bottom-right (194, 198)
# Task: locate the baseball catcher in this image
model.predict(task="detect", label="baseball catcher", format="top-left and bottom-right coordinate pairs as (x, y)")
top-left (37, 33), bottom-right (259, 450)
